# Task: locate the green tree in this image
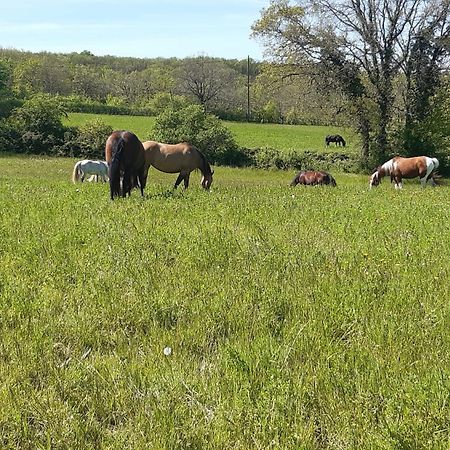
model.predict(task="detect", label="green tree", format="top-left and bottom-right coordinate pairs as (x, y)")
top-left (252, 0), bottom-right (450, 166)
top-left (9, 93), bottom-right (67, 154)
top-left (149, 105), bottom-right (238, 164)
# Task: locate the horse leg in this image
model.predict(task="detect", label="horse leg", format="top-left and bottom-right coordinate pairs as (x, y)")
top-left (174, 173), bottom-right (184, 189)
top-left (123, 172), bottom-right (131, 197)
top-left (394, 175), bottom-right (403, 189)
top-left (138, 169), bottom-right (147, 197)
top-left (183, 173), bottom-right (190, 189)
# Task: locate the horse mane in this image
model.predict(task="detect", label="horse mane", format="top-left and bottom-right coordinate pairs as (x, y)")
top-left (194, 146), bottom-right (212, 176)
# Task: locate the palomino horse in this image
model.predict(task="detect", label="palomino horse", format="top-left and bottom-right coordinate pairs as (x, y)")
top-left (325, 134), bottom-right (346, 147)
top-left (105, 130), bottom-right (147, 200)
top-left (290, 170), bottom-right (337, 187)
top-left (142, 141), bottom-right (214, 190)
top-left (72, 159), bottom-right (109, 183)
top-left (369, 156), bottom-right (439, 189)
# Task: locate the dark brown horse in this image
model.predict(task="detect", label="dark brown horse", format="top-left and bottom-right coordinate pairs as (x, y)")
top-left (105, 130), bottom-right (147, 200)
top-left (142, 141), bottom-right (214, 190)
top-left (290, 170), bottom-right (337, 187)
top-left (369, 156), bottom-right (439, 189)
top-left (325, 134), bottom-right (346, 147)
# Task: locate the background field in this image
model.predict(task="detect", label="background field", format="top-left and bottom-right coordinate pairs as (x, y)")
top-left (1, 156), bottom-right (449, 448)
top-left (64, 113), bottom-right (356, 153)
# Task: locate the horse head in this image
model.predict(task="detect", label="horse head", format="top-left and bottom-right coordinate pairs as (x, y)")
top-left (201, 170), bottom-right (214, 190)
top-left (369, 169), bottom-right (381, 188)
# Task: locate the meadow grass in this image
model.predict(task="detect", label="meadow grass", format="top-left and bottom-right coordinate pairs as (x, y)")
top-left (64, 113), bottom-right (356, 153)
top-left (1, 155), bottom-right (449, 448)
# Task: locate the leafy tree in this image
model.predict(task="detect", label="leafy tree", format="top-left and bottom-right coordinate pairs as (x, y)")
top-left (252, 0), bottom-right (450, 166)
top-left (9, 93), bottom-right (67, 153)
top-left (0, 59), bottom-right (21, 119)
top-left (149, 105), bottom-right (239, 164)
top-left (177, 56), bottom-right (239, 111)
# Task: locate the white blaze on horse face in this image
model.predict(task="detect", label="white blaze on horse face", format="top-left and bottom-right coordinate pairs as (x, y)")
top-left (369, 172), bottom-right (378, 188)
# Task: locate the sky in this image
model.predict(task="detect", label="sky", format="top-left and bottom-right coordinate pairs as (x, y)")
top-left (0, 0), bottom-right (268, 60)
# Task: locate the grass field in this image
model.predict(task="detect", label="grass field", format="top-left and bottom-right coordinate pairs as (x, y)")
top-left (64, 113), bottom-right (356, 153)
top-left (1, 156), bottom-right (450, 448)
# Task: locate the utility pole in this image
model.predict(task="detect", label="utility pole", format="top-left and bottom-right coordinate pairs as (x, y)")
top-left (247, 55), bottom-right (251, 122)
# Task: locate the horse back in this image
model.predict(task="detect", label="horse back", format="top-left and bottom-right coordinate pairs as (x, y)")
top-left (143, 141), bottom-right (200, 173)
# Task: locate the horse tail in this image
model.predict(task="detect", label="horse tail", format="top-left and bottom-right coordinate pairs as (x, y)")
top-left (109, 137), bottom-right (125, 200)
top-left (72, 161), bottom-right (81, 183)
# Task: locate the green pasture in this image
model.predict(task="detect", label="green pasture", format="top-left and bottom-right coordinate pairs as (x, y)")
top-left (1, 156), bottom-right (449, 448)
top-left (64, 113), bottom-right (356, 153)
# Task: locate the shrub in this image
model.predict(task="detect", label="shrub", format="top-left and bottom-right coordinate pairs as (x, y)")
top-left (149, 105), bottom-right (239, 164)
top-left (60, 119), bottom-right (113, 158)
top-left (237, 146), bottom-right (359, 172)
top-left (0, 119), bottom-right (20, 152)
top-left (8, 93), bottom-right (67, 154)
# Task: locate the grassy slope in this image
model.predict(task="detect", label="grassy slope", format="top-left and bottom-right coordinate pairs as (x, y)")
top-left (64, 113), bottom-right (357, 153)
top-left (1, 156), bottom-right (449, 448)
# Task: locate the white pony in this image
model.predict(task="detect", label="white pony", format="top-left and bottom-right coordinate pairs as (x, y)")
top-left (72, 160), bottom-right (109, 183)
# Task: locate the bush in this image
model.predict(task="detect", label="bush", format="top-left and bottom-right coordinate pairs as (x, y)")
top-left (60, 119), bottom-right (113, 158)
top-left (8, 93), bottom-right (67, 154)
top-left (149, 105), bottom-right (239, 165)
top-left (235, 147), bottom-right (359, 172)
top-left (0, 119), bottom-right (20, 152)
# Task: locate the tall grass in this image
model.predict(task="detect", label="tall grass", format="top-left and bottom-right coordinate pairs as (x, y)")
top-left (64, 113), bottom-right (355, 153)
top-left (1, 156), bottom-right (449, 448)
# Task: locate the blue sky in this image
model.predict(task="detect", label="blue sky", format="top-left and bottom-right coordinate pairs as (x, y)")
top-left (0, 0), bottom-right (268, 60)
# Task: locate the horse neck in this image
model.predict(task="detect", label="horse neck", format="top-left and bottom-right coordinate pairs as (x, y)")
top-left (196, 149), bottom-right (211, 176)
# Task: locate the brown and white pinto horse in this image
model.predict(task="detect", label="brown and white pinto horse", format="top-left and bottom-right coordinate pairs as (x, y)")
top-left (290, 170), bottom-right (337, 187)
top-left (369, 156), bottom-right (439, 189)
top-left (142, 141), bottom-right (214, 190)
top-left (105, 130), bottom-right (147, 200)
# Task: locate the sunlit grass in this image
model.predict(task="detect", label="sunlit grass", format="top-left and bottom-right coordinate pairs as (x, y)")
top-left (64, 113), bottom-right (356, 153)
top-left (1, 156), bottom-right (449, 448)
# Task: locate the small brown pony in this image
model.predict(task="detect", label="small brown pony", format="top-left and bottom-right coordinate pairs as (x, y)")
top-left (290, 170), bottom-right (337, 187)
top-left (142, 141), bottom-right (214, 190)
top-left (105, 130), bottom-right (147, 200)
top-left (369, 156), bottom-right (439, 189)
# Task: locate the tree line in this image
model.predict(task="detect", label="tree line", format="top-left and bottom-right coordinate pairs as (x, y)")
top-left (0, 48), bottom-right (350, 126)
top-left (2, 0), bottom-right (450, 170)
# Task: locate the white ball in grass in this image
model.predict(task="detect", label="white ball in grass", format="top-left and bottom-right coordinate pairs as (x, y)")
top-left (163, 346), bottom-right (172, 356)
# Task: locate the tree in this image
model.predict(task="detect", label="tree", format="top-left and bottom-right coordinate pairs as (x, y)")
top-left (9, 93), bottom-right (67, 153)
top-left (149, 105), bottom-right (239, 164)
top-left (252, 0), bottom-right (450, 166)
top-left (177, 56), bottom-right (238, 111)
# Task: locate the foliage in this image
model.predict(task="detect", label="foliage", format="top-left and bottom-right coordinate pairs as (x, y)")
top-left (242, 146), bottom-right (358, 172)
top-left (8, 93), bottom-right (67, 154)
top-left (150, 105), bottom-right (239, 164)
top-left (0, 59), bottom-right (21, 119)
top-left (61, 119), bottom-right (113, 158)
top-left (251, 0), bottom-right (450, 167)
top-left (1, 156), bottom-right (450, 448)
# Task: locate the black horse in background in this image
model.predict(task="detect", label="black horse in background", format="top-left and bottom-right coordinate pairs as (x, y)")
top-left (325, 134), bottom-right (346, 147)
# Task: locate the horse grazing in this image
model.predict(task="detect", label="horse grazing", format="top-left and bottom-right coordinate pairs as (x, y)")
top-left (72, 159), bottom-right (109, 183)
top-left (142, 141), bottom-right (214, 190)
top-left (325, 135), bottom-right (346, 147)
top-left (290, 170), bottom-right (337, 187)
top-left (105, 130), bottom-right (147, 200)
top-left (369, 156), bottom-right (439, 189)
